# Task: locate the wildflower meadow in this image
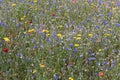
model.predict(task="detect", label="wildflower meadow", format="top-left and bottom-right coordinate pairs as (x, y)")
top-left (0, 0), bottom-right (120, 80)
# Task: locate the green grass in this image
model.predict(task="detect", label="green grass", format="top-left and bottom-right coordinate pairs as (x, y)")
top-left (0, 0), bottom-right (120, 80)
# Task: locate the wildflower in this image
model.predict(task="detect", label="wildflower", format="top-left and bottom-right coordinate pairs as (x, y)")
top-left (51, 12), bottom-right (55, 16)
top-left (46, 34), bottom-right (50, 36)
top-left (104, 34), bottom-right (111, 37)
top-left (103, 21), bottom-right (108, 25)
top-left (68, 61), bottom-right (73, 66)
top-left (84, 1), bottom-right (88, 5)
top-left (0, 0), bottom-right (2, 2)
top-left (90, 53), bottom-right (95, 57)
top-left (73, 37), bottom-right (76, 39)
top-left (74, 44), bottom-right (79, 47)
top-left (52, 19), bottom-right (55, 22)
top-left (33, 0), bottom-right (37, 3)
top-left (42, 29), bottom-right (49, 33)
top-left (27, 29), bottom-right (35, 33)
top-left (72, 0), bottom-right (76, 4)
top-left (76, 37), bottom-right (81, 40)
top-left (3, 48), bottom-right (9, 53)
top-left (118, 63), bottom-right (120, 67)
top-left (57, 33), bottom-right (62, 37)
top-left (58, 25), bottom-right (63, 28)
top-left (112, 7), bottom-right (117, 11)
top-left (54, 74), bottom-right (59, 80)
top-left (12, 3), bottom-right (16, 7)
top-left (73, 48), bottom-right (77, 53)
top-left (77, 34), bottom-right (81, 37)
top-left (39, 64), bottom-right (45, 68)
top-left (87, 57), bottom-right (96, 61)
top-left (107, 28), bottom-right (112, 30)
top-left (32, 69), bottom-right (37, 73)
top-left (69, 77), bottom-right (74, 80)
top-left (3, 37), bottom-right (10, 42)
top-left (98, 49), bottom-right (102, 52)
top-left (115, 23), bottom-right (120, 27)
top-left (20, 17), bottom-right (25, 20)
top-left (88, 34), bottom-right (93, 37)
top-left (98, 72), bottom-right (104, 77)
top-left (91, 3), bottom-right (96, 7)
top-left (28, 21), bottom-right (33, 25)
top-left (24, 21), bottom-right (27, 24)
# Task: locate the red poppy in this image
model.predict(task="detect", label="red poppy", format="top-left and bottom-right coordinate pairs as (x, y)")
top-left (98, 72), bottom-right (104, 77)
top-left (3, 48), bottom-right (9, 53)
top-left (51, 12), bottom-right (55, 16)
top-left (28, 20), bottom-right (32, 25)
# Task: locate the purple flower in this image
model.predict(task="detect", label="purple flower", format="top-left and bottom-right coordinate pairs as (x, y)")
top-left (103, 21), bottom-right (108, 25)
top-left (87, 57), bottom-right (96, 61)
top-left (69, 43), bottom-right (73, 47)
top-left (73, 48), bottom-right (77, 53)
top-left (20, 0), bottom-right (24, 2)
top-left (116, 2), bottom-right (120, 6)
top-left (95, 26), bottom-right (100, 29)
top-left (54, 74), bottom-right (58, 80)
top-left (107, 12), bottom-right (112, 16)
top-left (0, 0), bottom-right (2, 2)
top-left (115, 23), bottom-right (120, 27)
top-left (90, 53), bottom-right (95, 57)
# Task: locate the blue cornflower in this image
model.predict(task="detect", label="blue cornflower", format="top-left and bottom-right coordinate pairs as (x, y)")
top-left (115, 23), bottom-right (120, 27)
top-left (69, 43), bottom-right (73, 47)
top-left (103, 21), bottom-right (108, 25)
top-left (87, 57), bottom-right (96, 61)
top-left (0, 0), bottom-right (2, 2)
top-left (73, 48), bottom-right (77, 52)
top-left (90, 53), bottom-right (95, 57)
top-left (54, 74), bottom-right (59, 80)
top-left (20, 0), bottom-right (24, 2)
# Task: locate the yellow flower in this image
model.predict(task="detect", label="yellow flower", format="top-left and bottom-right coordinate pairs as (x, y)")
top-left (3, 37), bottom-right (10, 42)
top-left (73, 37), bottom-right (76, 39)
top-left (74, 44), bottom-right (80, 47)
top-left (23, 16), bottom-right (26, 18)
top-left (39, 64), bottom-right (45, 68)
top-left (52, 19), bottom-right (55, 22)
top-left (98, 49), bottom-right (102, 52)
top-left (77, 34), bottom-right (81, 37)
top-left (21, 17), bottom-right (25, 20)
top-left (46, 34), bottom-right (50, 36)
top-left (112, 7), bottom-right (117, 11)
top-left (104, 34), bottom-right (111, 37)
top-left (42, 29), bottom-right (49, 33)
top-left (69, 77), bottom-right (74, 80)
top-left (91, 3), bottom-right (96, 7)
top-left (84, 1), bottom-right (88, 5)
top-left (118, 63), bottom-right (120, 67)
top-left (57, 33), bottom-right (62, 37)
top-left (12, 3), bottom-right (16, 7)
top-left (33, 0), bottom-right (38, 3)
top-left (112, 1), bottom-right (115, 4)
top-left (88, 34), bottom-right (93, 37)
top-left (76, 37), bottom-right (81, 40)
top-left (107, 28), bottom-right (111, 31)
top-left (28, 29), bottom-right (35, 33)
top-left (32, 69), bottom-right (37, 73)
top-left (58, 25), bottom-right (63, 28)
top-left (24, 21), bottom-right (27, 24)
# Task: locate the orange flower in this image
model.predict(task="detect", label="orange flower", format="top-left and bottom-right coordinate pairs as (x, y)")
top-left (98, 72), bottom-right (104, 77)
